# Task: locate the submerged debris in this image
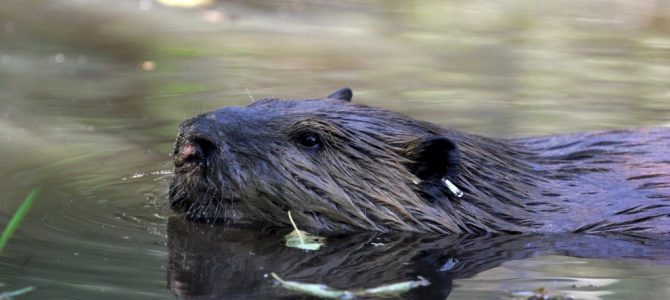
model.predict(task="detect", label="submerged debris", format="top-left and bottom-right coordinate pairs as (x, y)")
top-left (0, 287), bottom-right (35, 299)
top-left (353, 277), bottom-right (430, 298)
top-left (270, 273), bottom-right (430, 299)
top-left (438, 257), bottom-right (459, 272)
top-left (512, 287), bottom-right (574, 300)
top-left (271, 273), bottom-right (354, 299)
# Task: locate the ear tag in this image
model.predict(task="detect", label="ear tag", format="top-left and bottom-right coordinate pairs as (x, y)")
top-left (442, 178), bottom-right (463, 198)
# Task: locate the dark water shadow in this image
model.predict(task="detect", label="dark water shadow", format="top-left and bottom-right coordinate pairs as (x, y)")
top-left (166, 217), bottom-right (670, 299)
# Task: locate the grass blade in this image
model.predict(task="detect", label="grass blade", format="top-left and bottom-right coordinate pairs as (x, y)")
top-left (0, 188), bottom-right (40, 252)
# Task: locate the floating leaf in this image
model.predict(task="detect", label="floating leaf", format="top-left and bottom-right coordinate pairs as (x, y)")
top-left (284, 211), bottom-right (325, 251)
top-left (0, 188), bottom-right (40, 252)
top-left (270, 273), bottom-right (430, 299)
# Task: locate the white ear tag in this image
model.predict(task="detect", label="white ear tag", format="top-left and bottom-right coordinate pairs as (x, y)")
top-left (442, 178), bottom-right (463, 198)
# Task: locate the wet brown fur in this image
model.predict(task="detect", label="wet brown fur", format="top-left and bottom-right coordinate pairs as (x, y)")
top-left (170, 94), bottom-right (670, 235)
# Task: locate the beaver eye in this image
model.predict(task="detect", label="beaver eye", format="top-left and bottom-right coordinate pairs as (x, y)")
top-left (297, 132), bottom-right (321, 149)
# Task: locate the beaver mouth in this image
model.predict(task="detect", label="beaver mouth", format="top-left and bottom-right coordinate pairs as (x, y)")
top-left (173, 161), bottom-right (204, 175)
top-left (171, 194), bottom-right (245, 225)
top-left (169, 166), bottom-right (243, 225)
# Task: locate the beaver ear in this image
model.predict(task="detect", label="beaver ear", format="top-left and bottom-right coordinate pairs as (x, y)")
top-left (406, 136), bottom-right (461, 202)
top-left (407, 136), bottom-right (460, 181)
top-left (326, 87), bottom-right (353, 101)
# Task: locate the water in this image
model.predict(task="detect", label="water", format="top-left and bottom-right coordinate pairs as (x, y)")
top-left (1, 0), bottom-right (669, 299)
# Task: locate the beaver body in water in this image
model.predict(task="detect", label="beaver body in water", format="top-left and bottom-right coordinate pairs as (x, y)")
top-left (169, 88), bottom-right (670, 234)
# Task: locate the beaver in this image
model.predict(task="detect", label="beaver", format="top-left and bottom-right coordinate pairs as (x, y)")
top-left (169, 88), bottom-right (670, 234)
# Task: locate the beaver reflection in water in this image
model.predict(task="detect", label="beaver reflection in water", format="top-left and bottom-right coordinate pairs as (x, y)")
top-left (169, 88), bottom-right (670, 234)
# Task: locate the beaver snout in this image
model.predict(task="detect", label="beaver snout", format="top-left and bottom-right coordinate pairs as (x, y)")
top-left (174, 139), bottom-right (214, 168)
top-left (173, 136), bottom-right (216, 170)
top-left (173, 115), bottom-right (221, 171)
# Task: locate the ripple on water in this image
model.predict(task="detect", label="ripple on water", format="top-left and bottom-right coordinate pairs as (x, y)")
top-left (0, 147), bottom-right (172, 299)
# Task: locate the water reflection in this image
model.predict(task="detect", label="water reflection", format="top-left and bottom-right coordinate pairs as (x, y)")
top-left (166, 217), bottom-right (670, 299)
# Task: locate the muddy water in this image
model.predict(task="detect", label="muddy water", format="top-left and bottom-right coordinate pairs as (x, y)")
top-left (1, 0), bottom-right (669, 299)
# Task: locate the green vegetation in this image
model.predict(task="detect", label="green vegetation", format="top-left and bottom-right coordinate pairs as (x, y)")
top-left (284, 211), bottom-right (325, 251)
top-left (0, 188), bottom-right (40, 252)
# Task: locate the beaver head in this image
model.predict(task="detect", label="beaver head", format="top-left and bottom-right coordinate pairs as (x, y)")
top-left (168, 88), bottom-right (489, 233)
top-left (169, 88), bottom-right (670, 234)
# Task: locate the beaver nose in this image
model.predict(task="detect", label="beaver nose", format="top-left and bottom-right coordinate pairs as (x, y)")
top-left (174, 138), bottom-right (216, 168)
